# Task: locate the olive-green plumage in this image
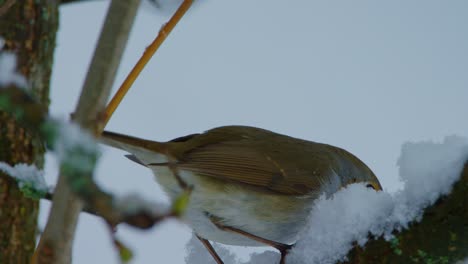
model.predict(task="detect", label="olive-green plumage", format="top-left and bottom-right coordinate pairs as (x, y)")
top-left (101, 125), bottom-right (381, 195)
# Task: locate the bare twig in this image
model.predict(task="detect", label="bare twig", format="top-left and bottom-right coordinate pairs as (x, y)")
top-left (32, 1), bottom-right (141, 263)
top-left (0, 0), bottom-right (16, 17)
top-left (102, 0), bottom-right (193, 127)
top-left (43, 189), bottom-right (174, 230)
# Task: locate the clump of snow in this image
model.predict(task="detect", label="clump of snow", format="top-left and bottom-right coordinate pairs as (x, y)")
top-left (0, 162), bottom-right (49, 194)
top-left (288, 135), bottom-right (468, 264)
top-left (393, 136), bottom-right (468, 226)
top-left (48, 119), bottom-right (100, 173)
top-left (286, 185), bottom-right (393, 264)
top-left (240, 251), bottom-right (279, 264)
top-left (0, 39), bottom-right (28, 88)
top-left (115, 193), bottom-right (169, 216)
top-left (184, 136), bottom-right (468, 264)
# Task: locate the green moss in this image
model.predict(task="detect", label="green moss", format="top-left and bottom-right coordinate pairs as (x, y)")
top-left (19, 182), bottom-right (47, 199)
top-left (390, 237), bottom-right (403, 256)
top-left (410, 250), bottom-right (451, 264)
top-left (0, 95), bottom-right (12, 109)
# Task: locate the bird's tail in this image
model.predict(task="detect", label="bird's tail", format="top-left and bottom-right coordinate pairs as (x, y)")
top-left (100, 131), bottom-right (169, 165)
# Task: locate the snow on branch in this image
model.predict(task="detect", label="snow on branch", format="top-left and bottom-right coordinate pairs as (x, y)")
top-left (344, 160), bottom-right (468, 263)
top-left (288, 136), bottom-right (468, 264)
top-left (184, 136), bottom-right (468, 264)
top-left (0, 162), bottom-right (49, 198)
top-left (0, 40), bottom-right (27, 88)
top-left (44, 119), bottom-right (100, 177)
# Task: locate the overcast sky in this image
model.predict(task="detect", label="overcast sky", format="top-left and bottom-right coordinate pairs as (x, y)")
top-left (39, 1), bottom-right (468, 263)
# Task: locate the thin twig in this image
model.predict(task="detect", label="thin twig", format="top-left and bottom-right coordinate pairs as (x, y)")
top-left (102, 0), bottom-right (193, 128)
top-left (0, 0), bottom-right (16, 17)
top-left (43, 190), bottom-right (174, 230)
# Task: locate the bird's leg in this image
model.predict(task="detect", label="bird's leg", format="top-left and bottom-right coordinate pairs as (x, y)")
top-left (147, 161), bottom-right (191, 191)
top-left (171, 167), bottom-right (190, 190)
top-left (211, 220), bottom-right (292, 263)
top-left (195, 234), bottom-right (224, 264)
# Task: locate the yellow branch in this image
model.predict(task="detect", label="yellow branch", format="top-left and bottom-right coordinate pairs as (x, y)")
top-left (101, 0), bottom-right (193, 130)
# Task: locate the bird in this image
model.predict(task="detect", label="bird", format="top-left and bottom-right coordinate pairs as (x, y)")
top-left (99, 125), bottom-right (381, 264)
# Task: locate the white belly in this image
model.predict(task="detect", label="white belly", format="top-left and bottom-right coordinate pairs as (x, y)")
top-left (150, 166), bottom-right (315, 246)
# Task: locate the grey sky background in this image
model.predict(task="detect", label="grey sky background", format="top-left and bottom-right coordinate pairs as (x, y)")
top-left (39, 1), bottom-right (468, 263)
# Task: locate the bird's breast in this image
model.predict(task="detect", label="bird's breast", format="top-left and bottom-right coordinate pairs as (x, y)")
top-left (149, 166), bottom-right (316, 246)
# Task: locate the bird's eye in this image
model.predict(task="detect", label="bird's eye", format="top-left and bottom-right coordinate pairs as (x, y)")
top-left (366, 183), bottom-right (375, 190)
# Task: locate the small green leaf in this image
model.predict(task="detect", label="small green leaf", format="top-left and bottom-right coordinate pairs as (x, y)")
top-left (390, 237), bottom-right (403, 255)
top-left (395, 249), bottom-right (402, 256)
top-left (417, 249), bottom-right (427, 258)
top-left (172, 190), bottom-right (191, 216)
top-left (390, 237), bottom-right (399, 247)
top-left (115, 239), bottom-right (133, 263)
top-left (450, 232), bottom-right (457, 241)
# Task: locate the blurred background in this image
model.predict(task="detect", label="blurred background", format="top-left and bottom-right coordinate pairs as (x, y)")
top-left (40, 0), bottom-right (468, 263)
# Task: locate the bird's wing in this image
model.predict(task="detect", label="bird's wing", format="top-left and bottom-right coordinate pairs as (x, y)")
top-left (176, 140), bottom-right (329, 195)
top-left (100, 127), bottom-right (335, 195)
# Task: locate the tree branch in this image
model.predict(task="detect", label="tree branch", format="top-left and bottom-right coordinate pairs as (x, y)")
top-left (43, 189), bottom-right (176, 230)
top-left (33, 1), bottom-right (141, 263)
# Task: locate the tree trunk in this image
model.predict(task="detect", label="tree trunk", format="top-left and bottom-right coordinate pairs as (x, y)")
top-left (0, 1), bottom-right (58, 263)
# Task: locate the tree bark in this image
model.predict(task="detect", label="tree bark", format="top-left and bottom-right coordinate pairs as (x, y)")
top-left (344, 162), bottom-right (468, 263)
top-left (0, 1), bottom-right (59, 263)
